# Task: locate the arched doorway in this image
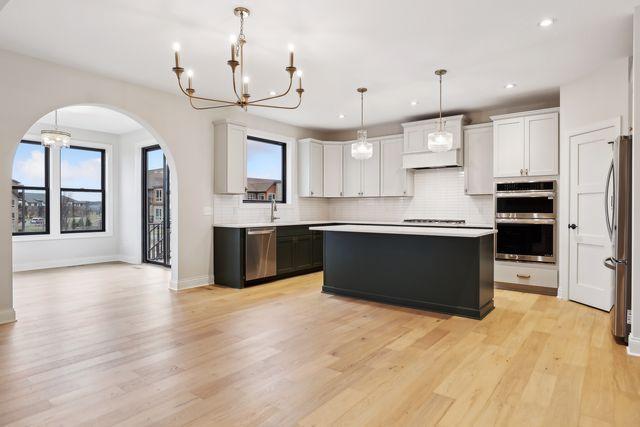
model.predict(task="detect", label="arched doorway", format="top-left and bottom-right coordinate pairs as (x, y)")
top-left (7, 104), bottom-right (180, 319)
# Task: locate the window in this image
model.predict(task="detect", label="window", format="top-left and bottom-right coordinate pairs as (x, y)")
top-left (11, 141), bottom-right (50, 235)
top-left (243, 136), bottom-right (286, 203)
top-left (60, 146), bottom-right (105, 233)
top-left (154, 189), bottom-right (163, 203)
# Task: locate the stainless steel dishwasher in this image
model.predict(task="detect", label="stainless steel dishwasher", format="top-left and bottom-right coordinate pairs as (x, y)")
top-left (245, 227), bottom-right (277, 281)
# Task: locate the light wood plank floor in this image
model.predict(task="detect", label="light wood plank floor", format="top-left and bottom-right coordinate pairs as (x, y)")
top-left (1, 262), bottom-right (639, 426)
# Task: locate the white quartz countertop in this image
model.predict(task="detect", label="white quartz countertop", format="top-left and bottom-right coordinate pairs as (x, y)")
top-left (213, 220), bottom-right (494, 229)
top-left (308, 224), bottom-right (497, 238)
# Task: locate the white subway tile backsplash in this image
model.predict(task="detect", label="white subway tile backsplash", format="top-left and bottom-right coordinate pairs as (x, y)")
top-left (214, 168), bottom-right (494, 226)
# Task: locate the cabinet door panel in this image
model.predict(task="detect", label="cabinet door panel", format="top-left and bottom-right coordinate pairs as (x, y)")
top-left (342, 144), bottom-right (362, 197)
top-left (362, 141), bottom-right (380, 197)
top-left (525, 113), bottom-right (558, 176)
top-left (464, 126), bottom-right (493, 195)
top-left (276, 236), bottom-right (295, 275)
top-left (293, 235), bottom-right (313, 270)
top-left (310, 142), bottom-right (324, 197)
top-left (493, 118), bottom-right (525, 178)
top-left (381, 138), bottom-right (406, 196)
top-left (323, 145), bottom-right (343, 197)
top-left (227, 125), bottom-right (247, 194)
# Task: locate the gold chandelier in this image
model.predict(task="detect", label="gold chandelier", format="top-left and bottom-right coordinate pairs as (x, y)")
top-left (171, 7), bottom-right (304, 111)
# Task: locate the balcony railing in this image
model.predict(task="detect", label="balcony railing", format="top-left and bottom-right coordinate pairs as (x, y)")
top-left (147, 222), bottom-right (169, 264)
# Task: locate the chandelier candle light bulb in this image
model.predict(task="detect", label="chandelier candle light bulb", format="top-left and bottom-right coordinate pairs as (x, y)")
top-left (171, 7), bottom-right (304, 111)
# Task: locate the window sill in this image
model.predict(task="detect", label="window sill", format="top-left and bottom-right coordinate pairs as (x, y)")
top-left (13, 231), bottom-right (113, 243)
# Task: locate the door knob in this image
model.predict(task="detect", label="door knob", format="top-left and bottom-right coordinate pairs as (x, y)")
top-left (568, 223), bottom-right (577, 229)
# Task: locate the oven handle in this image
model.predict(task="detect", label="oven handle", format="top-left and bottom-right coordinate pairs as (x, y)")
top-left (495, 218), bottom-right (556, 225)
top-left (495, 191), bottom-right (555, 198)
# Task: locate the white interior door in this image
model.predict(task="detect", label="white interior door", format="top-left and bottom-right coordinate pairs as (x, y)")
top-left (569, 124), bottom-right (616, 310)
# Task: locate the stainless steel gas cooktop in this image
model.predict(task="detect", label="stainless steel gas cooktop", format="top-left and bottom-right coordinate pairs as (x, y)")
top-left (403, 219), bottom-right (466, 225)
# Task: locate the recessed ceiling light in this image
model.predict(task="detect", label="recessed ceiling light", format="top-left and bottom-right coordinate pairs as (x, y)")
top-left (504, 83), bottom-right (517, 89)
top-left (269, 90), bottom-right (276, 96)
top-left (338, 114), bottom-right (345, 119)
top-left (538, 18), bottom-right (555, 27)
top-left (410, 100), bottom-right (418, 106)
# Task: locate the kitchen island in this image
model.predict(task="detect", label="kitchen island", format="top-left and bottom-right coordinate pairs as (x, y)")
top-left (309, 225), bottom-right (497, 319)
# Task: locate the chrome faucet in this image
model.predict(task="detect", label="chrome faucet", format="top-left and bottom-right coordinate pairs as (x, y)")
top-left (270, 196), bottom-right (279, 222)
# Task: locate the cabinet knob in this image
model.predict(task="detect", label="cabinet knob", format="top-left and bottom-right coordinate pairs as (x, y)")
top-left (525, 169), bottom-right (529, 175)
top-left (340, 191), bottom-right (343, 196)
top-left (520, 169), bottom-right (523, 176)
top-left (310, 191), bottom-right (314, 196)
top-left (568, 223), bottom-right (577, 230)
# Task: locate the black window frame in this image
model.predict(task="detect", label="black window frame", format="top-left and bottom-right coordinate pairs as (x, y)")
top-left (243, 136), bottom-right (287, 204)
top-left (60, 145), bottom-right (106, 234)
top-left (11, 140), bottom-right (51, 236)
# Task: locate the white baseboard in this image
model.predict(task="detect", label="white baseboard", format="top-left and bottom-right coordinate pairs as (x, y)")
top-left (170, 275), bottom-right (212, 291)
top-left (628, 335), bottom-right (640, 357)
top-left (0, 308), bottom-right (16, 325)
top-left (12, 255), bottom-right (121, 272)
top-left (118, 254), bottom-right (141, 264)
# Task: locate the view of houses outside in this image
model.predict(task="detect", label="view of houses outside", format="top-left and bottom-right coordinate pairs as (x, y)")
top-left (60, 192), bottom-right (103, 231)
top-left (144, 147), bottom-right (170, 266)
top-left (244, 138), bottom-right (285, 202)
top-left (11, 181), bottom-right (47, 234)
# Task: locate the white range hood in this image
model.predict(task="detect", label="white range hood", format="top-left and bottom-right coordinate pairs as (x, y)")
top-left (401, 115), bottom-right (466, 169)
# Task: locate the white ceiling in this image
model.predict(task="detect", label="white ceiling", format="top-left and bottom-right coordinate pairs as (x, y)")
top-left (37, 106), bottom-right (142, 135)
top-left (0, 0), bottom-right (635, 131)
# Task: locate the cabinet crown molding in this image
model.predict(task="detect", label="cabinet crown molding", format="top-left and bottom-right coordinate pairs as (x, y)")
top-left (401, 114), bottom-right (467, 129)
top-left (490, 107), bottom-right (559, 121)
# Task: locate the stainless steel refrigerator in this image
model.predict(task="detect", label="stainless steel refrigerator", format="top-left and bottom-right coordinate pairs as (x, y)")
top-left (604, 135), bottom-right (632, 341)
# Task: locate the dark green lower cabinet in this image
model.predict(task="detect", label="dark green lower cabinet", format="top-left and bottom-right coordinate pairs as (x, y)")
top-left (215, 225), bottom-right (328, 288)
top-left (277, 234), bottom-right (316, 275)
top-left (276, 236), bottom-right (296, 275)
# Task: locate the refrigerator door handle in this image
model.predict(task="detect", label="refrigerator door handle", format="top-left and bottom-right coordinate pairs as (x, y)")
top-left (603, 257), bottom-right (616, 270)
top-left (604, 160), bottom-right (614, 240)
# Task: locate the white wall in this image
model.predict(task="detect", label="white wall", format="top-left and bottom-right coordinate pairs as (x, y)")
top-left (557, 56), bottom-right (632, 305)
top-left (329, 168), bottom-right (493, 225)
top-left (117, 128), bottom-right (156, 264)
top-left (12, 125), bottom-right (120, 271)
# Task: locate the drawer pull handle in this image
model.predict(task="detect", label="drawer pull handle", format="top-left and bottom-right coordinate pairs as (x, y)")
top-left (516, 273), bottom-right (531, 279)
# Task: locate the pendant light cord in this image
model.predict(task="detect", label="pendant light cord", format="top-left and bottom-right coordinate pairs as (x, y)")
top-left (439, 74), bottom-right (442, 122)
top-left (360, 91), bottom-right (364, 129)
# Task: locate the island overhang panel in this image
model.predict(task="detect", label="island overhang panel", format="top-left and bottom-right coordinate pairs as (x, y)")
top-left (313, 226), bottom-right (495, 319)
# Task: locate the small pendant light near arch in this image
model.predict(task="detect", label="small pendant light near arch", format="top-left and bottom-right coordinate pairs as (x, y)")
top-left (351, 87), bottom-right (373, 160)
top-left (427, 69), bottom-right (453, 152)
top-left (41, 109), bottom-right (71, 148)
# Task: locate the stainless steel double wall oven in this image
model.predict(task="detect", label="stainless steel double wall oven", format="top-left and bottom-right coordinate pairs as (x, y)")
top-left (495, 180), bottom-right (557, 263)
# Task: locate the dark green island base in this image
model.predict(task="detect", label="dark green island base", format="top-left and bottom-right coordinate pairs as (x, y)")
top-left (311, 225), bottom-right (496, 319)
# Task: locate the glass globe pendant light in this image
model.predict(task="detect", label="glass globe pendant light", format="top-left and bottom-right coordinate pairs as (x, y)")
top-left (427, 69), bottom-right (453, 152)
top-left (41, 109), bottom-right (71, 148)
top-left (351, 87), bottom-right (373, 160)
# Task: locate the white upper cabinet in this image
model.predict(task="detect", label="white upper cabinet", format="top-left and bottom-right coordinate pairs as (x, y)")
top-left (402, 115), bottom-right (465, 169)
top-left (525, 113), bottom-right (559, 176)
top-left (298, 137), bottom-right (413, 198)
top-left (361, 141), bottom-right (380, 197)
top-left (213, 120), bottom-right (247, 194)
top-left (323, 144), bottom-right (343, 197)
top-left (463, 123), bottom-right (493, 195)
top-left (491, 108), bottom-right (559, 178)
top-left (493, 117), bottom-right (525, 178)
top-left (342, 142), bottom-right (362, 197)
top-left (298, 139), bottom-right (323, 197)
top-left (342, 141), bottom-right (380, 197)
top-left (380, 137), bottom-right (413, 196)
